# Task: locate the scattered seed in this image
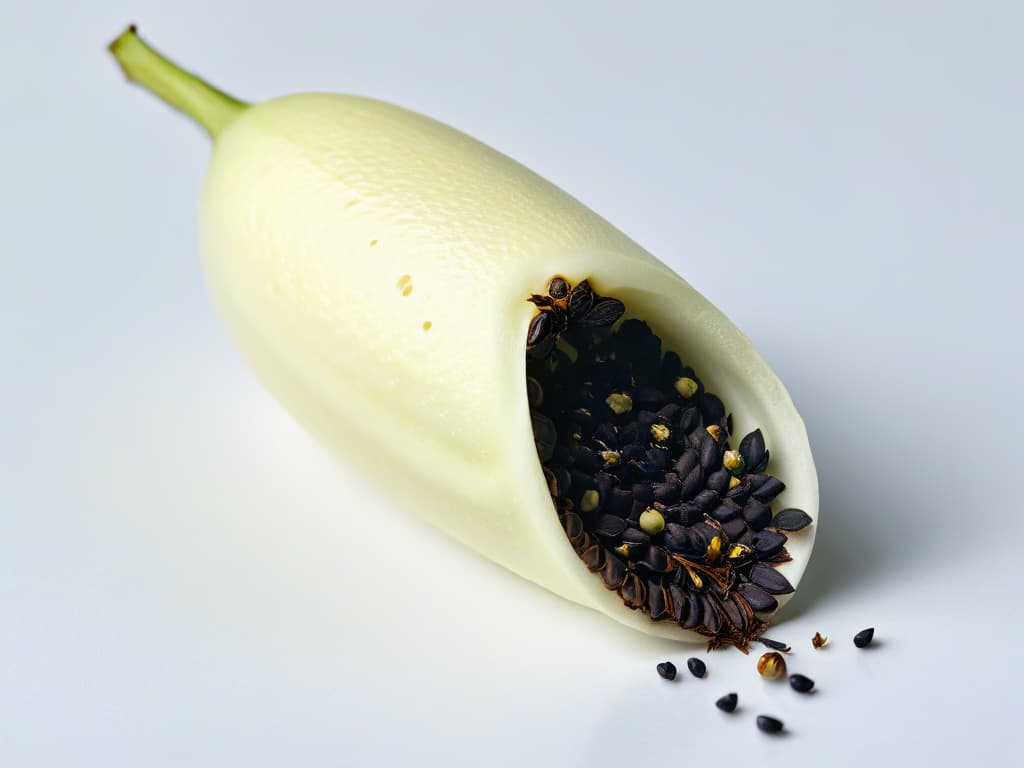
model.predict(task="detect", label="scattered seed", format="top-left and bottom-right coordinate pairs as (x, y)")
top-left (759, 637), bottom-right (791, 653)
top-left (812, 632), bottom-right (828, 649)
top-left (715, 693), bottom-right (738, 712)
top-left (756, 715), bottom-right (784, 734)
top-left (789, 674), bottom-right (814, 693)
top-left (687, 657), bottom-right (707, 678)
top-left (757, 652), bottom-right (786, 680)
top-left (854, 627), bottom-right (875, 648)
top-left (656, 661), bottom-right (677, 680)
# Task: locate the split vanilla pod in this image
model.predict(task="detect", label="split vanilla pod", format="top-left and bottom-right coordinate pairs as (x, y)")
top-left (109, 27), bottom-right (818, 642)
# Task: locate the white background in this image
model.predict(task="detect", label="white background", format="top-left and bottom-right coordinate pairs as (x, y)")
top-left (2, 1), bottom-right (1022, 765)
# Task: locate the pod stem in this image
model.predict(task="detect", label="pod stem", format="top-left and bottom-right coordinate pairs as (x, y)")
top-left (108, 25), bottom-right (246, 138)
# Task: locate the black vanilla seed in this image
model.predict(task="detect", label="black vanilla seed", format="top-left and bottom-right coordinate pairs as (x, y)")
top-left (756, 715), bottom-right (784, 734)
top-left (687, 657), bottom-right (707, 678)
top-left (715, 693), bottom-right (738, 712)
top-left (525, 276), bottom-right (814, 651)
top-left (854, 627), bottom-right (875, 648)
top-left (759, 637), bottom-right (792, 653)
top-left (789, 674), bottom-right (815, 693)
top-left (656, 661), bottom-right (677, 680)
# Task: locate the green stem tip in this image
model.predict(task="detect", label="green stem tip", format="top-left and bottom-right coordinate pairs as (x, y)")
top-left (108, 25), bottom-right (247, 138)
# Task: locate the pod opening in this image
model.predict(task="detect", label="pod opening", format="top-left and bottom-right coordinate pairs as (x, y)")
top-left (525, 276), bottom-right (812, 652)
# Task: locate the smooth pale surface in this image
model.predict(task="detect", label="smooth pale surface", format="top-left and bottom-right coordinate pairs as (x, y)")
top-left (1, 1), bottom-right (1021, 766)
top-left (200, 91), bottom-right (816, 639)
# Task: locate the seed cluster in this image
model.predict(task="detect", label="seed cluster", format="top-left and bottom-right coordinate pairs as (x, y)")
top-left (526, 277), bottom-right (813, 651)
top-left (655, 627), bottom-right (882, 735)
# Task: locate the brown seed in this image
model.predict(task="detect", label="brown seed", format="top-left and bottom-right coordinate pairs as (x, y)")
top-left (812, 632), bottom-right (828, 649)
top-left (581, 543), bottom-right (606, 572)
top-left (756, 715), bottom-right (784, 734)
top-left (560, 511), bottom-right (583, 539)
top-left (547, 276), bottom-right (569, 299)
top-left (601, 556), bottom-right (626, 589)
top-left (620, 572), bottom-right (646, 608)
top-left (757, 652), bottom-right (786, 680)
top-left (647, 582), bottom-right (669, 619)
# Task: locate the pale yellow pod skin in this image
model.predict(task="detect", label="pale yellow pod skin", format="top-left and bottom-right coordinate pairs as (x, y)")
top-left (198, 93), bottom-right (819, 641)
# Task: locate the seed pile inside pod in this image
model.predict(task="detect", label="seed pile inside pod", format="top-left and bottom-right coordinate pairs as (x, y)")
top-left (525, 277), bottom-right (813, 651)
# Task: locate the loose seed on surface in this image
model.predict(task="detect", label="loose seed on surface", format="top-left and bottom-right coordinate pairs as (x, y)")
top-left (656, 661), bottom-right (677, 680)
top-left (759, 637), bottom-right (791, 653)
top-left (812, 632), bottom-right (828, 649)
top-left (789, 674), bottom-right (815, 693)
top-left (687, 657), bottom-right (707, 678)
top-left (716, 693), bottom-right (738, 712)
top-left (756, 715), bottom-right (784, 734)
top-left (757, 652), bottom-right (786, 680)
top-left (854, 627), bottom-right (875, 648)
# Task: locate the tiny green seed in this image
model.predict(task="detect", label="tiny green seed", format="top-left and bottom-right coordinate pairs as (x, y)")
top-left (580, 490), bottom-right (600, 512)
top-left (605, 392), bottom-right (633, 416)
top-left (639, 508), bottom-right (666, 535)
top-left (650, 423), bottom-right (671, 443)
top-left (723, 450), bottom-right (745, 474)
top-left (674, 377), bottom-right (698, 399)
top-left (599, 450), bottom-right (621, 467)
